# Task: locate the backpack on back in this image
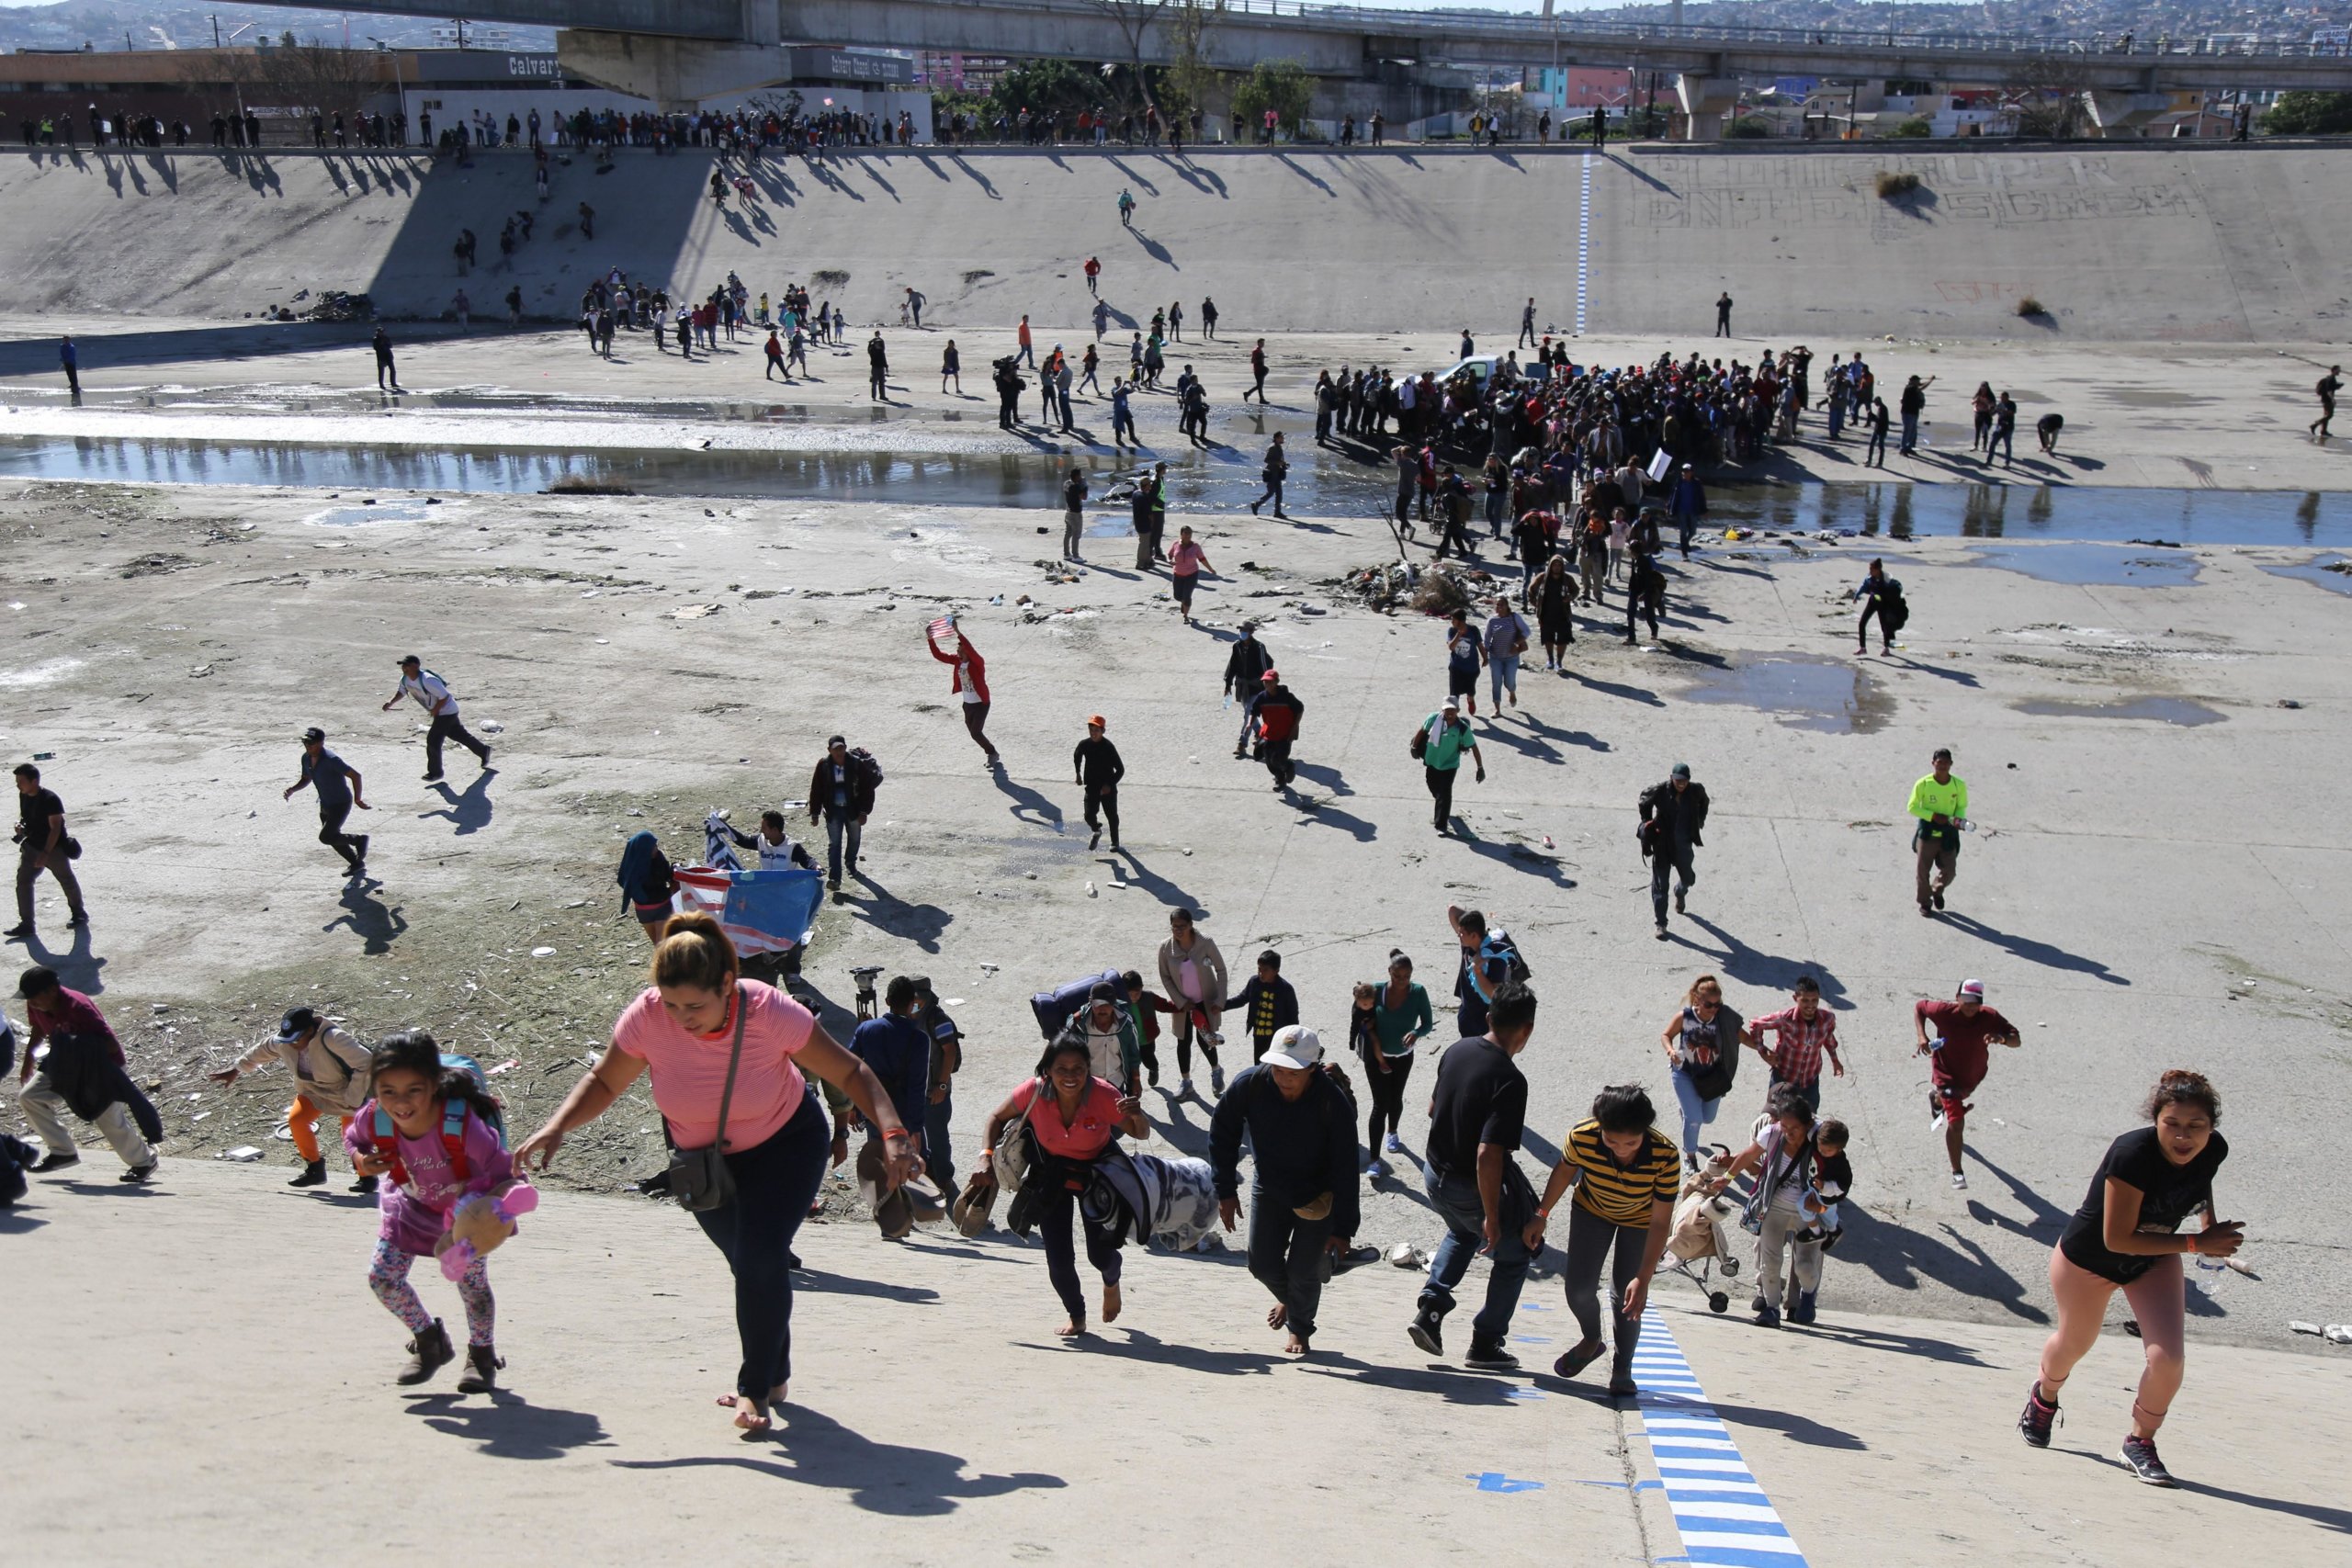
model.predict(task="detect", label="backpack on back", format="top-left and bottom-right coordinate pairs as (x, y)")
top-left (368, 1052), bottom-right (505, 1190)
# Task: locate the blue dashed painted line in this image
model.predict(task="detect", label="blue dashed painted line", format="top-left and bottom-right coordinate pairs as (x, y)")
top-left (1629, 1314), bottom-right (1810, 1565)
top-left (1575, 152), bottom-right (1592, 335)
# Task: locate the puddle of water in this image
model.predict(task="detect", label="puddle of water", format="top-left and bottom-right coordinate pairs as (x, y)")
top-left (1962, 544), bottom-right (2203, 587)
top-left (0, 432), bottom-right (2344, 547)
top-left (309, 498), bottom-right (440, 527)
top-left (2014, 696), bottom-right (2225, 727)
top-left (1680, 655), bottom-right (1891, 734)
top-left (2261, 555), bottom-right (2352, 596)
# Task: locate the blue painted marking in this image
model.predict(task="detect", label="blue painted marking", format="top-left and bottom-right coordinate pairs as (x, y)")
top-left (1510, 1335), bottom-right (1551, 1345)
top-left (1505, 1388), bottom-right (1547, 1400)
top-left (1468, 1472), bottom-right (1545, 1494)
top-left (1629, 1314), bottom-right (1811, 1565)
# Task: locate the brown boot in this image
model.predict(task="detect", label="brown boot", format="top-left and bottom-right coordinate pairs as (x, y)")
top-left (397, 1319), bottom-right (455, 1385)
top-left (456, 1342), bottom-right (503, 1394)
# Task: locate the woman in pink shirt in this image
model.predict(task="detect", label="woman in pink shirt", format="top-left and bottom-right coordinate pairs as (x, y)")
top-left (515, 912), bottom-right (917, 1432)
top-left (1167, 525), bottom-right (1216, 625)
top-left (978, 1037), bottom-right (1147, 1338)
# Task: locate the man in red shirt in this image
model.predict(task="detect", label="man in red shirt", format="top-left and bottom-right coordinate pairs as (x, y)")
top-left (1912, 978), bottom-right (2020, 1191)
top-left (15, 965), bottom-right (158, 1180)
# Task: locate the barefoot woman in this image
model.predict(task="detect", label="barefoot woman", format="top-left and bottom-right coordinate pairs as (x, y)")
top-left (514, 913), bottom-right (917, 1432)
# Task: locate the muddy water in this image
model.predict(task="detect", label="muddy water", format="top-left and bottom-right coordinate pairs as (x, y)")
top-left (1678, 655), bottom-right (1894, 735)
top-left (2013, 696), bottom-right (2226, 727)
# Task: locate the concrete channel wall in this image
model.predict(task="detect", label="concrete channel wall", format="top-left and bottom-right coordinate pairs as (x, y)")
top-left (1, 142), bottom-right (2346, 341)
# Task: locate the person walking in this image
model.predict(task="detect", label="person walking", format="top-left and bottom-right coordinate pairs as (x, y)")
top-left (1658, 974), bottom-right (1742, 1168)
top-left (1970, 380), bottom-right (1996, 452)
top-left (1482, 594), bottom-right (1530, 714)
top-left (371, 325), bottom-right (401, 391)
top-left (866, 331), bottom-right (889, 401)
top-left (904, 287), bottom-right (925, 329)
top-left (58, 334), bottom-right (80, 400)
top-left (1244, 339), bottom-right (1269, 403)
top-left (283, 728), bottom-right (370, 879)
top-left (13, 965), bottom-right (159, 1182)
top-left (1907, 747), bottom-right (1967, 917)
top-left (1853, 558), bottom-right (1905, 655)
top-left (849, 976), bottom-right (936, 1227)
top-left (1702, 1084), bottom-right (1819, 1327)
top-left (516, 914), bottom-right (917, 1432)
top-left (976, 1035), bottom-right (1148, 1337)
top-left (942, 339), bottom-right (961, 395)
top-left (1986, 391), bottom-right (2018, 466)
top-left (1201, 297), bottom-right (1219, 340)
top-left (381, 656), bottom-right (491, 783)
top-left (1443, 608), bottom-right (1486, 717)
top-left (1864, 396), bottom-right (1891, 467)
top-left (1518, 297), bottom-right (1538, 349)
top-left (1415, 698), bottom-right (1483, 837)
top-left (1245, 669), bottom-right (1305, 792)
top-left (2311, 365), bottom-right (2340, 439)
top-left (1668, 464), bottom-right (1707, 559)
top-left (1913, 977), bottom-right (2019, 1191)
top-left (1713, 291), bottom-right (1733, 337)
top-left (1015, 314), bottom-right (1035, 368)
top-left (1535, 554), bottom-right (1577, 671)
top-left (1358, 950), bottom-right (1432, 1177)
top-left (9, 763), bottom-right (85, 942)
top-left (923, 617), bottom-right (1001, 769)
top-left (1072, 715), bottom-right (1125, 852)
top-left (1408, 982), bottom-right (1541, 1371)
top-left (1061, 466), bottom-right (1089, 561)
top-left (1527, 1083), bottom-right (1679, 1394)
top-left (1157, 907), bottom-right (1228, 1099)
top-left (209, 1005), bottom-right (376, 1191)
top-left (2020, 1070), bottom-right (2239, 1487)
top-left (1637, 762), bottom-right (1708, 939)
top-left (1743, 976), bottom-right (1843, 1113)
top-left (1211, 1025), bottom-right (1361, 1356)
top-left (909, 976), bottom-right (962, 1195)
top-left (1167, 525), bottom-right (1215, 624)
top-left (1131, 464), bottom-right (1168, 570)
top-left (807, 735), bottom-right (880, 900)
top-left (1249, 433), bottom-right (1289, 518)
top-left (1084, 255), bottom-right (1102, 293)
top-left (1221, 622), bottom-right (1274, 757)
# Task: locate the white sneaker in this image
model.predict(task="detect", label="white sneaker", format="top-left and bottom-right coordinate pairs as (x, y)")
top-left (1930, 1110), bottom-right (1947, 1134)
top-left (1951, 1171), bottom-right (1969, 1191)
top-left (1384, 1134), bottom-right (1407, 1155)
top-left (1368, 1157), bottom-right (1391, 1179)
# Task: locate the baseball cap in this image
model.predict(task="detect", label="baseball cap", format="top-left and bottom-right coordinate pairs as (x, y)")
top-left (1089, 714), bottom-right (1106, 729)
top-left (301, 726), bottom-right (326, 744)
top-left (1263, 1024), bottom-right (1323, 1070)
top-left (1261, 669), bottom-right (1279, 682)
top-left (1442, 695), bottom-right (1460, 711)
top-left (1671, 761), bottom-right (1691, 779)
top-left (275, 1006), bottom-right (320, 1043)
top-left (1959, 978), bottom-right (1985, 998)
top-left (397, 654), bottom-right (421, 667)
top-left (828, 734), bottom-right (847, 748)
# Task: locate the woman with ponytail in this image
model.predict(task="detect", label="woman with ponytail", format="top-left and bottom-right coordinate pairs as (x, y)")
top-left (2019, 1070), bottom-right (2241, 1486)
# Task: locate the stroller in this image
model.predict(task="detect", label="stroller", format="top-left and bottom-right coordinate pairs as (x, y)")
top-left (1662, 1143), bottom-right (1743, 1313)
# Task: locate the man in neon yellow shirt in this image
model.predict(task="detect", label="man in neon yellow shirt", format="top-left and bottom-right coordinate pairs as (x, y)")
top-left (1907, 747), bottom-right (1968, 917)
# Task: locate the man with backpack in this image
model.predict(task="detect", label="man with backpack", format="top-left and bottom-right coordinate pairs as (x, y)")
top-left (14, 965), bottom-right (159, 1182)
top-left (1445, 906), bottom-right (1527, 1039)
top-left (1210, 1025), bottom-right (1361, 1356)
top-left (381, 655), bottom-right (492, 783)
top-left (1222, 623), bottom-right (1273, 757)
top-left (210, 1004), bottom-right (377, 1191)
top-left (1638, 763), bottom-right (1710, 940)
top-left (1242, 669), bottom-right (1305, 792)
top-left (808, 735), bottom-right (882, 901)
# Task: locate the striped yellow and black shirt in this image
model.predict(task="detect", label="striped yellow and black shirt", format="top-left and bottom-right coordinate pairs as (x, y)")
top-left (1565, 1118), bottom-right (1682, 1226)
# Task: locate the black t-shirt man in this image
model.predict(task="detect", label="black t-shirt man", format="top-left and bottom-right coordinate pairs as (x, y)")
top-left (1424, 1035), bottom-right (1527, 1178)
top-left (17, 786), bottom-right (65, 847)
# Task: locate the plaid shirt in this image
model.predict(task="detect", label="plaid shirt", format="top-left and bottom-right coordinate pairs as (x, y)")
top-left (1751, 1004), bottom-right (1839, 1086)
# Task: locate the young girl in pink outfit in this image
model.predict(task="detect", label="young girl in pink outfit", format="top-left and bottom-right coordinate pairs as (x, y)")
top-left (347, 1031), bottom-right (521, 1393)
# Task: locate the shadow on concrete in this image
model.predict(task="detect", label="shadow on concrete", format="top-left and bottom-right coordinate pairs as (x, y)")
top-left (0, 321), bottom-right (370, 378)
top-left (1938, 911), bottom-right (2128, 985)
top-left (1790, 1319), bottom-right (1994, 1368)
top-left (847, 872), bottom-right (953, 954)
top-left (1707, 1396), bottom-right (1869, 1450)
top-left (324, 879), bottom-right (408, 954)
top-left (1679, 913), bottom-right (1850, 1010)
top-left (18, 923), bottom-right (107, 996)
top-left (406, 1391), bottom-right (614, 1460)
top-left (1838, 1202), bottom-right (2048, 1324)
top-left (420, 769), bottom-right (495, 836)
top-left (613, 1403), bottom-right (1065, 1513)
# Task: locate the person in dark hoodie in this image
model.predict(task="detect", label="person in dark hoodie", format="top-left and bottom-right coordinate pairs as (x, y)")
top-left (1243, 669), bottom-right (1305, 791)
top-left (15, 965), bottom-right (159, 1181)
top-left (1210, 1024), bottom-right (1361, 1355)
top-left (807, 735), bottom-right (882, 898)
top-left (1226, 949), bottom-right (1300, 1062)
top-left (615, 830), bottom-right (677, 943)
top-left (1072, 715), bottom-right (1125, 852)
top-left (1222, 622), bottom-right (1273, 757)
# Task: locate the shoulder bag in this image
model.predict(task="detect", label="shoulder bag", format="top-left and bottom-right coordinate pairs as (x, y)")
top-left (667, 994), bottom-right (748, 1213)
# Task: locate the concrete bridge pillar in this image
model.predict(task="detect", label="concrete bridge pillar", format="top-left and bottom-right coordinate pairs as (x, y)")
top-left (557, 29), bottom-right (786, 111)
top-left (1675, 74), bottom-right (1739, 142)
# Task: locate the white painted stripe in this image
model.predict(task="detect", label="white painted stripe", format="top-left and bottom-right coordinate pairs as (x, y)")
top-left (1574, 151), bottom-right (1591, 335)
top-left (1672, 1502), bottom-right (1788, 1523)
top-left (1679, 1532), bottom-right (1804, 1555)
top-left (1630, 1313), bottom-right (1811, 1566)
top-left (1656, 1459), bottom-right (1758, 1473)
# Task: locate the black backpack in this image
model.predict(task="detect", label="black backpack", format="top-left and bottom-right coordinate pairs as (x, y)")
top-left (850, 746), bottom-right (885, 791)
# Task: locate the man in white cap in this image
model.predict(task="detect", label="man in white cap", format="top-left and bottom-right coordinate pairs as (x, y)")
top-left (1911, 978), bottom-right (2020, 1190)
top-left (1416, 696), bottom-right (1484, 837)
top-left (1208, 1023), bottom-right (1361, 1355)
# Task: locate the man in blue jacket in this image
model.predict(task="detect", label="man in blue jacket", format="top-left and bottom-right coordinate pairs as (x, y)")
top-left (1210, 1025), bottom-right (1360, 1355)
top-left (1668, 465), bottom-right (1707, 559)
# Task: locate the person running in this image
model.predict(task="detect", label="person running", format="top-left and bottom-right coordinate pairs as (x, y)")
top-left (1055, 982), bottom-right (1143, 1098)
top-left (1358, 950), bottom-right (1432, 1178)
top-left (1913, 978), bottom-right (2019, 1190)
top-left (1743, 975), bottom-right (1843, 1113)
top-left (1853, 558), bottom-right (1905, 656)
top-left (2312, 364), bottom-right (2341, 439)
top-left (9, 762), bottom-right (86, 942)
top-left (1416, 698), bottom-right (1484, 837)
top-left (807, 735), bottom-right (880, 900)
top-left (849, 976), bottom-right (935, 1231)
top-left (1701, 1084), bottom-right (1819, 1328)
top-left (1527, 1083), bottom-right (1679, 1394)
top-left (1638, 762), bottom-right (1708, 939)
top-left (976, 1034), bottom-right (1148, 1337)
top-left (2021, 1070), bottom-right (2240, 1488)
top-left (942, 339), bottom-right (961, 395)
top-left (1408, 982), bottom-right (1540, 1371)
top-left (345, 1031), bottom-right (523, 1392)
top-left (1534, 554), bottom-right (1576, 671)
top-left (1157, 907), bottom-right (1228, 1099)
top-left (1244, 669), bottom-right (1304, 792)
top-left (1483, 594), bottom-right (1531, 713)
top-left (13, 965), bottom-right (159, 1181)
top-left (1244, 338), bottom-right (1269, 403)
top-left (211, 1005), bottom-right (377, 1190)
top-left (910, 976), bottom-right (962, 1194)
top-left (1167, 525), bottom-right (1215, 625)
top-left (1224, 949), bottom-right (1299, 1064)
top-left (1211, 1025), bottom-right (1361, 1356)
top-left (1443, 608), bottom-right (1486, 717)
top-left (515, 913), bottom-right (917, 1432)
top-left (283, 727), bottom-right (370, 879)
top-left (1015, 314), bottom-right (1035, 367)
top-left (381, 655), bottom-right (492, 783)
top-left (616, 830), bottom-right (677, 944)
top-left (1073, 714), bottom-right (1124, 852)
top-left (1084, 255), bottom-right (1102, 292)
top-left (1907, 747), bottom-right (1967, 917)
top-left (924, 616), bottom-right (1001, 769)
top-left (1659, 974), bottom-right (1742, 1168)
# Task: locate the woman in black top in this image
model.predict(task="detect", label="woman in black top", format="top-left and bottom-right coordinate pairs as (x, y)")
top-left (2019, 1070), bottom-right (2241, 1487)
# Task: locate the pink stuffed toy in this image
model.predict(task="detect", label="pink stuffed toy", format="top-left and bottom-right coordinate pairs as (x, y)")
top-left (438, 1181), bottom-right (538, 1280)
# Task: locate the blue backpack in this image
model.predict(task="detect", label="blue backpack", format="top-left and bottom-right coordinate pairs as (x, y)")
top-left (368, 1052), bottom-right (505, 1188)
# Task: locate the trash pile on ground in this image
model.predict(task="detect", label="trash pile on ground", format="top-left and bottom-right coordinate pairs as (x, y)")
top-left (1328, 560), bottom-right (1417, 613)
top-left (306, 290), bottom-right (374, 321)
